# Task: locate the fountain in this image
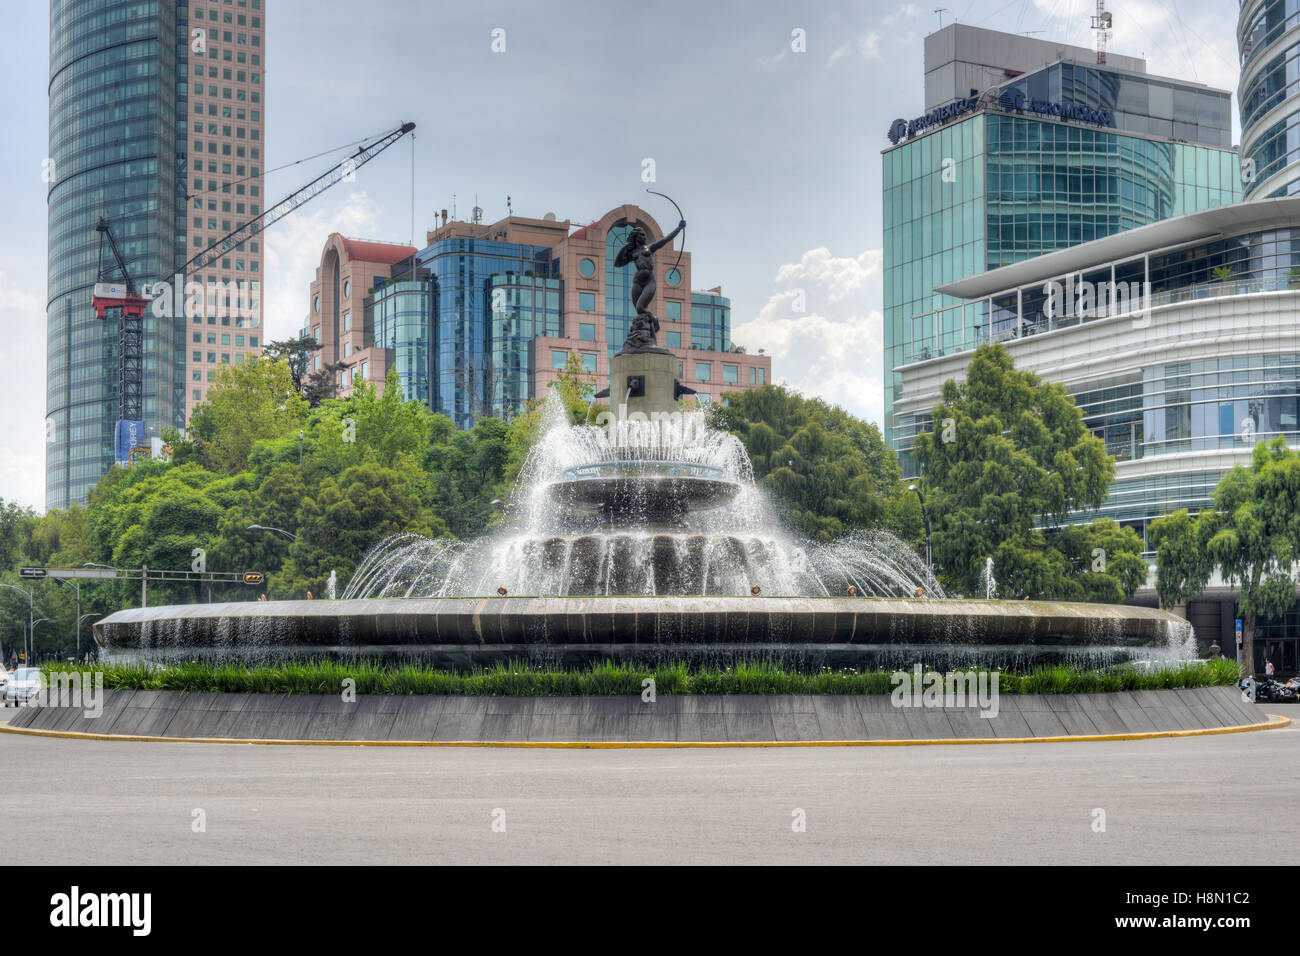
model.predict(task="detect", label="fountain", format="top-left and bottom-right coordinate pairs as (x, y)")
top-left (983, 558), bottom-right (997, 600)
top-left (94, 204), bottom-right (1196, 671)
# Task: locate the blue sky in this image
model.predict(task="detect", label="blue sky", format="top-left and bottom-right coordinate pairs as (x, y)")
top-left (0, 0), bottom-right (1242, 510)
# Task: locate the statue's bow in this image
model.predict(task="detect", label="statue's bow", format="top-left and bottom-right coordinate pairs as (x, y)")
top-left (645, 188), bottom-right (685, 277)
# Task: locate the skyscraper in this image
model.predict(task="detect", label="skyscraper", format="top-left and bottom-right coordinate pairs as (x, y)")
top-left (46, 0), bottom-right (266, 510)
top-left (1239, 0), bottom-right (1300, 199)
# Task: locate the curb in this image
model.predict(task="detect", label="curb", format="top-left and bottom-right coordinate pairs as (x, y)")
top-left (0, 712), bottom-right (1288, 748)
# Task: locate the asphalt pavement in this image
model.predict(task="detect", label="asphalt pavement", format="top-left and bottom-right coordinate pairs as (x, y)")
top-left (2, 703), bottom-right (1293, 864)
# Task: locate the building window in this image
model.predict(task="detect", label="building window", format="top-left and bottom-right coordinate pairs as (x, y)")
top-left (749, 367), bottom-right (756, 384)
top-left (361, 361), bottom-right (369, 380)
top-left (579, 323), bottom-right (596, 341)
top-left (666, 301), bottom-right (682, 321)
top-left (313, 295), bottom-right (320, 313)
top-left (667, 268), bottom-right (681, 286)
top-left (723, 364), bottom-right (738, 384)
top-left (343, 279), bottom-right (350, 297)
top-left (696, 362), bottom-right (712, 382)
top-left (757, 368), bottom-right (765, 384)
top-left (344, 342), bottom-right (351, 357)
top-left (579, 258), bottom-right (596, 277)
top-left (551, 349), bottom-right (569, 369)
top-left (581, 353), bottom-right (597, 373)
top-left (343, 312), bottom-right (351, 331)
top-left (579, 292), bottom-right (596, 311)
top-left (667, 331), bottom-right (681, 349)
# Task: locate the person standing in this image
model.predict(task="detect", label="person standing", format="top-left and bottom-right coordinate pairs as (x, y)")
top-left (1265, 658), bottom-right (1275, 678)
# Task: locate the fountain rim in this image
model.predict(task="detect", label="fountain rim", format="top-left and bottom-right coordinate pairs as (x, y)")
top-left (94, 594), bottom-right (1187, 630)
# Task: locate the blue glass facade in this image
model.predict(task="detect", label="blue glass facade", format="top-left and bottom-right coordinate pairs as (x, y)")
top-left (47, 0), bottom-right (190, 509)
top-left (883, 92), bottom-right (1241, 455)
top-left (367, 280), bottom-right (432, 407)
top-left (418, 237), bottom-right (557, 427)
top-left (487, 274), bottom-right (562, 418)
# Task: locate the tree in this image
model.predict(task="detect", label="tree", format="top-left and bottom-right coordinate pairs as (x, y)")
top-left (274, 462), bottom-right (448, 597)
top-left (912, 343), bottom-right (1115, 598)
top-left (1148, 509), bottom-right (1211, 612)
top-left (1151, 439), bottom-right (1300, 671)
top-left (181, 357), bottom-right (308, 474)
top-left (1199, 438), bottom-right (1299, 673)
top-left (262, 334), bottom-right (319, 394)
top-left (711, 384), bottom-right (920, 544)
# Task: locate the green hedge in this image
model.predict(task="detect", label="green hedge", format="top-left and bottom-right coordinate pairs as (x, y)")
top-left (41, 657), bottom-right (1241, 696)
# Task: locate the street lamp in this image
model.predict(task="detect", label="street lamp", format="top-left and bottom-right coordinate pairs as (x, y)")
top-left (0, 582), bottom-right (34, 666)
top-left (248, 524), bottom-right (296, 541)
top-left (908, 483), bottom-right (933, 576)
top-left (31, 618), bottom-right (54, 665)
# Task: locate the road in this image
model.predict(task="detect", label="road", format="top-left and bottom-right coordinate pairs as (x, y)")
top-left (4, 705), bottom-right (1295, 864)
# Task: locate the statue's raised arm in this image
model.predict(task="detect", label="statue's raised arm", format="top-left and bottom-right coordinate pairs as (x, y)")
top-left (649, 219), bottom-right (685, 254)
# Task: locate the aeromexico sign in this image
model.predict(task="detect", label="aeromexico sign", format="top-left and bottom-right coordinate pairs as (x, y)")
top-left (886, 88), bottom-right (1114, 145)
top-left (887, 97), bottom-right (978, 144)
top-left (996, 87), bottom-right (1114, 128)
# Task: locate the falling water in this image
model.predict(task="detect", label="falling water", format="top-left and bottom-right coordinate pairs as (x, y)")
top-left (344, 393), bottom-right (943, 601)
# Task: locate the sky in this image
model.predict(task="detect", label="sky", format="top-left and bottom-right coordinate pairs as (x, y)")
top-left (0, 0), bottom-right (1243, 511)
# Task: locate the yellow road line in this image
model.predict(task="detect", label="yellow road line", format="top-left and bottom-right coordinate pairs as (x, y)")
top-left (0, 713), bottom-right (1288, 748)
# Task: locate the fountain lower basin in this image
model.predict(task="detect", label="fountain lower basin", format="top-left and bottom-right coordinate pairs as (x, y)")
top-left (94, 595), bottom-right (1195, 670)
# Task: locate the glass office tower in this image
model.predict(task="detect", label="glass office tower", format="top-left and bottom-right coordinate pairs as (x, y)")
top-left (418, 236), bottom-right (558, 428)
top-left (47, 0), bottom-right (190, 509)
top-left (1239, 0), bottom-right (1300, 198)
top-left (883, 36), bottom-right (1240, 469)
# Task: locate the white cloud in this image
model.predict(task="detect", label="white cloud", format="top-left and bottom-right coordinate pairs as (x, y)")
top-left (262, 190), bottom-right (383, 344)
top-left (773, 247), bottom-right (883, 304)
top-left (826, 33), bottom-right (881, 69)
top-left (733, 247), bottom-right (886, 425)
top-left (883, 4), bottom-right (920, 26)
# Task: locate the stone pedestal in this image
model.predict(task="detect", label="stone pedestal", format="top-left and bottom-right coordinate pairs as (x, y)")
top-left (609, 350), bottom-right (678, 418)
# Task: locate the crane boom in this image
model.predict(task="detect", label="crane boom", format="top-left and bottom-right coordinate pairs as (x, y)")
top-left (181, 121), bottom-right (415, 279)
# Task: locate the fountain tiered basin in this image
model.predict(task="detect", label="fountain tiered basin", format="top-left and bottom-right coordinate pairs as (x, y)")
top-left (546, 460), bottom-right (740, 526)
top-left (93, 594), bottom-right (1193, 670)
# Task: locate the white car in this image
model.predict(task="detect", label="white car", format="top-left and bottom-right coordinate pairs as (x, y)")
top-left (3, 668), bottom-right (43, 706)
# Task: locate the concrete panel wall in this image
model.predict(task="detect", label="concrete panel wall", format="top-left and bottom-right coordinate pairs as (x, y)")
top-left (6, 686), bottom-right (1270, 744)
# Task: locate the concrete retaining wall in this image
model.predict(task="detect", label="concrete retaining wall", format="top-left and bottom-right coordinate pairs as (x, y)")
top-left (4, 686), bottom-right (1269, 743)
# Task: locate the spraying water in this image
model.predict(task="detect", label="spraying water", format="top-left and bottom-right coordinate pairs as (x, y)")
top-left (345, 393), bottom-right (943, 600)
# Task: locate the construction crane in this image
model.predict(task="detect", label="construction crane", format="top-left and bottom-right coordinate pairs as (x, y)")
top-left (180, 121), bottom-right (415, 279)
top-left (91, 121), bottom-right (416, 437)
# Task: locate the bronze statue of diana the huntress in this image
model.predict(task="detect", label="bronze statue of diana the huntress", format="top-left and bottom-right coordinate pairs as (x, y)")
top-left (613, 218), bottom-right (684, 354)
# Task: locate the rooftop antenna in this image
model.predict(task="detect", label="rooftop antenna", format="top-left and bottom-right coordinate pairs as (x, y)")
top-left (1091, 0), bottom-right (1112, 64)
top-left (934, 7), bottom-right (949, 29)
top-left (507, 194), bottom-right (512, 216)
top-left (452, 193), bottom-right (457, 220)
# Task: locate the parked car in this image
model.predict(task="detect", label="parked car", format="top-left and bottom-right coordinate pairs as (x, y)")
top-left (0, 665), bottom-right (8, 697)
top-left (3, 668), bottom-right (43, 706)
